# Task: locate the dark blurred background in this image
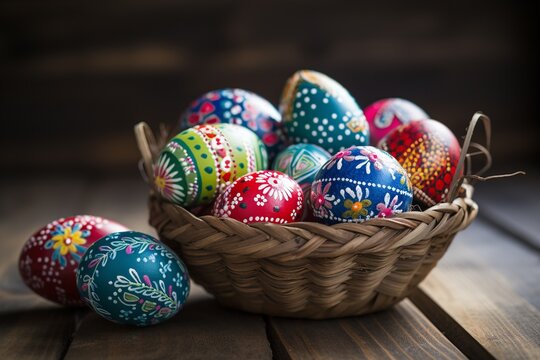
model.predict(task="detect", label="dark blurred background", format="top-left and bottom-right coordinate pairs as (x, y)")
top-left (1, 0), bottom-right (537, 178)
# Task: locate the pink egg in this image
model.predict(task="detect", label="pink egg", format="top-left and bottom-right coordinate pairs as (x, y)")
top-left (213, 170), bottom-right (304, 224)
top-left (364, 98), bottom-right (428, 145)
top-left (19, 215), bottom-right (129, 306)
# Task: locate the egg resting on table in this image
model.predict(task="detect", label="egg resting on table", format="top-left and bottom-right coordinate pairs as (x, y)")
top-left (378, 119), bottom-right (461, 208)
top-left (280, 70), bottom-right (369, 154)
top-left (311, 146), bottom-right (413, 225)
top-left (364, 98), bottom-right (428, 145)
top-left (19, 215), bottom-right (129, 306)
top-left (272, 143), bottom-right (331, 197)
top-left (76, 231), bottom-right (190, 327)
top-left (154, 123), bottom-right (268, 208)
top-left (213, 170), bottom-right (304, 224)
top-left (179, 88), bottom-right (285, 160)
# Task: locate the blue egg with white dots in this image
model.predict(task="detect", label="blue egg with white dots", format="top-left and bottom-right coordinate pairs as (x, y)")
top-left (280, 70), bottom-right (369, 154)
top-left (311, 146), bottom-right (413, 225)
top-left (76, 231), bottom-right (190, 327)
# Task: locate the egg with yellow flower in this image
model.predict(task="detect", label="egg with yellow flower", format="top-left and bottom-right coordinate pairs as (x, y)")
top-left (18, 215), bottom-right (128, 306)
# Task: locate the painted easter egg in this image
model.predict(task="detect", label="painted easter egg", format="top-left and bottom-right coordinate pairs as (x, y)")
top-left (280, 70), bottom-right (369, 154)
top-left (213, 170), bottom-right (304, 224)
top-left (76, 231), bottom-right (190, 327)
top-left (311, 146), bottom-right (413, 225)
top-left (154, 123), bottom-right (268, 208)
top-left (364, 98), bottom-right (428, 145)
top-left (379, 119), bottom-right (461, 208)
top-left (272, 144), bottom-right (331, 197)
top-left (180, 88), bottom-right (285, 160)
top-left (18, 215), bottom-right (129, 306)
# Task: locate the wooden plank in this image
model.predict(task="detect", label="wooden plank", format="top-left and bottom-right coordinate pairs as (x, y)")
top-left (410, 220), bottom-right (540, 359)
top-left (474, 171), bottom-right (540, 251)
top-left (63, 179), bottom-right (273, 359)
top-left (0, 307), bottom-right (81, 359)
top-left (0, 179), bottom-right (88, 358)
top-left (268, 299), bottom-right (465, 360)
top-left (446, 219), bottom-right (540, 309)
top-left (0, 178), bottom-right (89, 310)
top-left (64, 283), bottom-right (273, 360)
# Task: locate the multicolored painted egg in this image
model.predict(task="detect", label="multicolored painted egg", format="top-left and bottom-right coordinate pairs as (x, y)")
top-left (280, 70), bottom-right (369, 154)
top-left (213, 170), bottom-right (304, 224)
top-left (154, 123), bottom-right (268, 208)
top-left (311, 146), bottom-right (413, 225)
top-left (272, 144), bottom-right (331, 197)
top-left (19, 215), bottom-right (129, 306)
top-left (76, 231), bottom-right (190, 327)
top-left (179, 88), bottom-right (285, 160)
top-left (379, 119), bottom-right (461, 208)
top-left (364, 98), bottom-right (428, 145)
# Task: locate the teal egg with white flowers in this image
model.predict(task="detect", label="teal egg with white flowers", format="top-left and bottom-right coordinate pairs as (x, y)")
top-left (76, 231), bottom-right (190, 327)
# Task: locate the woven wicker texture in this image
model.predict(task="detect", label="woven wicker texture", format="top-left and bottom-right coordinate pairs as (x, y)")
top-left (137, 112), bottom-right (489, 318)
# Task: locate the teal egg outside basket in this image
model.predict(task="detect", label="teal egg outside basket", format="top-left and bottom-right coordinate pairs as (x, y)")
top-left (76, 231), bottom-right (190, 327)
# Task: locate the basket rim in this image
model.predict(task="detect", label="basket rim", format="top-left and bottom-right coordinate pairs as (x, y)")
top-left (149, 184), bottom-right (477, 260)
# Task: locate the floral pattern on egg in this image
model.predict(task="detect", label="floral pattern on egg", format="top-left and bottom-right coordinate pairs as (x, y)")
top-left (19, 215), bottom-right (129, 306)
top-left (76, 231), bottom-right (190, 327)
top-left (154, 123), bottom-right (267, 208)
top-left (280, 70), bottom-right (369, 154)
top-left (311, 146), bottom-right (413, 225)
top-left (179, 88), bottom-right (285, 160)
top-left (213, 170), bottom-right (304, 224)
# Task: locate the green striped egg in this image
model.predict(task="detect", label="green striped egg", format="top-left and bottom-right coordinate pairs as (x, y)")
top-left (154, 123), bottom-right (267, 207)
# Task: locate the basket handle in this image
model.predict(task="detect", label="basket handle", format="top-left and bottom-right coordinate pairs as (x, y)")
top-left (449, 111), bottom-right (492, 200)
top-left (134, 122), bottom-right (159, 183)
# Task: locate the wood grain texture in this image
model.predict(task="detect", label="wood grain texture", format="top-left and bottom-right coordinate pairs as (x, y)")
top-left (446, 219), bottom-right (540, 309)
top-left (64, 284), bottom-right (273, 360)
top-left (0, 307), bottom-right (81, 359)
top-left (474, 170), bottom-right (540, 251)
top-left (411, 223), bottom-right (540, 359)
top-left (0, 179), bottom-right (89, 358)
top-left (60, 179), bottom-right (272, 359)
top-left (268, 299), bottom-right (465, 360)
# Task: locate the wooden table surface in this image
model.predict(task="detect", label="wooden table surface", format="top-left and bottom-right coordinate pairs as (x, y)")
top-left (1, 171), bottom-right (539, 359)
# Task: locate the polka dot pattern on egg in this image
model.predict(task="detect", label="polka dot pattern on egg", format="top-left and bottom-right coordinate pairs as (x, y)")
top-left (280, 70), bottom-right (369, 154)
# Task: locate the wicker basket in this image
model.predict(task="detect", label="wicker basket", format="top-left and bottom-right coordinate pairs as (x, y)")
top-left (134, 112), bottom-right (491, 319)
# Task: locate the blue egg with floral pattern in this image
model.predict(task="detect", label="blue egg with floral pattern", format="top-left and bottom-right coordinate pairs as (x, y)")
top-left (76, 231), bottom-right (190, 327)
top-left (180, 88), bottom-right (285, 160)
top-left (310, 146), bottom-right (413, 225)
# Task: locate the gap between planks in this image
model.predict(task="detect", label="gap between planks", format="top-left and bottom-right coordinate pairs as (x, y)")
top-left (409, 219), bottom-right (540, 359)
top-left (266, 299), bottom-right (465, 360)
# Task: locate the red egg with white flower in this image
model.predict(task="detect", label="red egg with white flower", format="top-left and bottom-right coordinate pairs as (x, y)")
top-left (212, 170), bottom-right (304, 224)
top-left (18, 215), bottom-right (129, 306)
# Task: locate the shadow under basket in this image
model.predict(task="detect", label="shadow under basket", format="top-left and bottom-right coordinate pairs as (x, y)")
top-left (136, 112), bottom-right (490, 319)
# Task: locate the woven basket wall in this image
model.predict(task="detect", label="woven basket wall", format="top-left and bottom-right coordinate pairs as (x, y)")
top-left (137, 112), bottom-right (490, 319)
top-left (148, 189), bottom-right (476, 318)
